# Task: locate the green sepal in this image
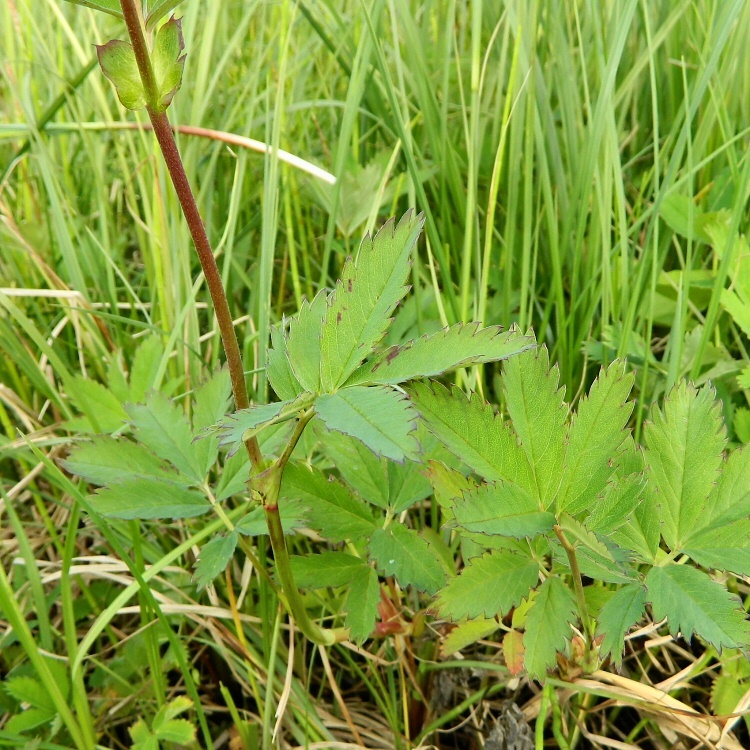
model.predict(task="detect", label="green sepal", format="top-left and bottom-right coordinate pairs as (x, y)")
top-left (96, 39), bottom-right (147, 110)
top-left (151, 16), bottom-right (186, 111)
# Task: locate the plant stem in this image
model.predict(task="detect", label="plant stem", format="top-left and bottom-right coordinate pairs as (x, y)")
top-left (118, 0), bottom-right (262, 468)
top-left (254, 409), bottom-right (349, 645)
top-left (117, 0), bottom-right (343, 647)
top-left (553, 525), bottom-right (596, 648)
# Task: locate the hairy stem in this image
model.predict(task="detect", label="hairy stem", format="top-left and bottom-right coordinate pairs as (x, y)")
top-left (553, 525), bottom-right (596, 648)
top-left (254, 410), bottom-right (349, 645)
top-left (117, 0), bottom-right (344, 646)
top-left (118, 0), bottom-right (262, 468)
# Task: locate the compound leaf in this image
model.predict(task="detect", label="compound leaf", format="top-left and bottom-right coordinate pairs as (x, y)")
top-left (345, 323), bottom-right (534, 386)
top-left (91, 477), bottom-right (210, 519)
top-left (502, 347), bottom-right (567, 509)
top-left (436, 550), bottom-right (538, 620)
top-left (315, 386), bottom-right (419, 462)
top-left (194, 531), bottom-right (238, 590)
top-left (281, 462), bottom-right (375, 542)
top-left (595, 583), bottom-right (647, 665)
top-left (450, 481), bottom-right (555, 539)
top-left (320, 211), bottom-right (424, 390)
top-left (643, 382), bottom-right (725, 549)
top-left (646, 565), bottom-right (750, 649)
top-left (557, 362), bottom-right (634, 515)
top-left (369, 524), bottom-right (446, 594)
top-left (211, 393), bottom-right (314, 456)
top-left (408, 380), bottom-right (533, 489)
top-left (523, 576), bottom-right (577, 680)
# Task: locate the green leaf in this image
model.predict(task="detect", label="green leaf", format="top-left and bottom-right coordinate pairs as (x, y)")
top-left (368, 524), bottom-right (446, 594)
top-left (450, 481), bottom-right (555, 539)
top-left (556, 515), bottom-right (635, 584)
top-left (193, 531), bottom-right (238, 590)
top-left (646, 565), bottom-right (750, 649)
top-left (643, 382), bottom-right (726, 549)
top-left (408, 380), bottom-right (534, 489)
top-left (154, 719), bottom-right (196, 744)
top-left (315, 386), bottom-right (419, 462)
top-left (344, 566), bottom-right (381, 643)
top-left (126, 392), bottom-right (201, 482)
top-left (502, 347), bottom-right (567, 508)
top-left (62, 437), bottom-right (175, 486)
top-left (704, 445), bottom-right (750, 527)
top-left (281, 463), bottom-right (375, 542)
top-left (523, 577), bottom-right (577, 680)
top-left (5, 706), bottom-right (57, 734)
top-left (585, 472), bottom-right (645, 534)
top-left (5, 676), bottom-right (54, 712)
top-left (145, 0), bottom-right (188, 29)
top-left (659, 193), bottom-right (725, 244)
top-left (211, 393), bottom-right (314, 456)
top-left (610, 486), bottom-right (661, 563)
top-left (388, 453), bottom-right (433, 513)
top-left (66, 375), bottom-right (128, 433)
top-left (442, 618), bottom-right (499, 656)
top-left (426, 460), bottom-right (477, 521)
top-left (285, 290), bottom-right (327, 393)
top-left (345, 323), bottom-right (534, 386)
top-left (90, 477), bottom-right (210, 519)
top-left (312, 425), bottom-right (388, 508)
top-left (214, 450), bottom-right (251, 501)
top-left (595, 583), bottom-right (647, 665)
top-left (290, 552), bottom-right (368, 589)
top-left (235, 499), bottom-right (309, 536)
top-left (191, 368), bottom-right (232, 475)
top-left (682, 519), bottom-right (750, 576)
top-left (267, 323), bottom-right (304, 400)
top-left (320, 211), bottom-right (425, 390)
top-left (130, 721), bottom-right (159, 750)
top-left (60, 0), bottom-right (123, 19)
top-left (160, 695), bottom-right (193, 722)
top-left (557, 362), bottom-right (634, 515)
top-left (436, 551), bottom-right (539, 620)
top-left (96, 40), bottom-right (147, 110)
top-left (129, 336), bottom-right (164, 402)
top-left (151, 16), bottom-right (185, 110)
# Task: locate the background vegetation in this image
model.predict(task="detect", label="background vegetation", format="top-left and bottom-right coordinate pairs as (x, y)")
top-left (2, 0), bottom-right (750, 747)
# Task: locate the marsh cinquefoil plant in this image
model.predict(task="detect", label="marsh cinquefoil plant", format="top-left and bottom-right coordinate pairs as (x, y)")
top-left (61, 0), bottom-right (750, 679)
top-left (414, 353), bottom-right (750, 678)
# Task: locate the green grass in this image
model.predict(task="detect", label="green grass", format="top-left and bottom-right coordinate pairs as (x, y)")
top-left (2, 1), bottom-right (750, 748)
